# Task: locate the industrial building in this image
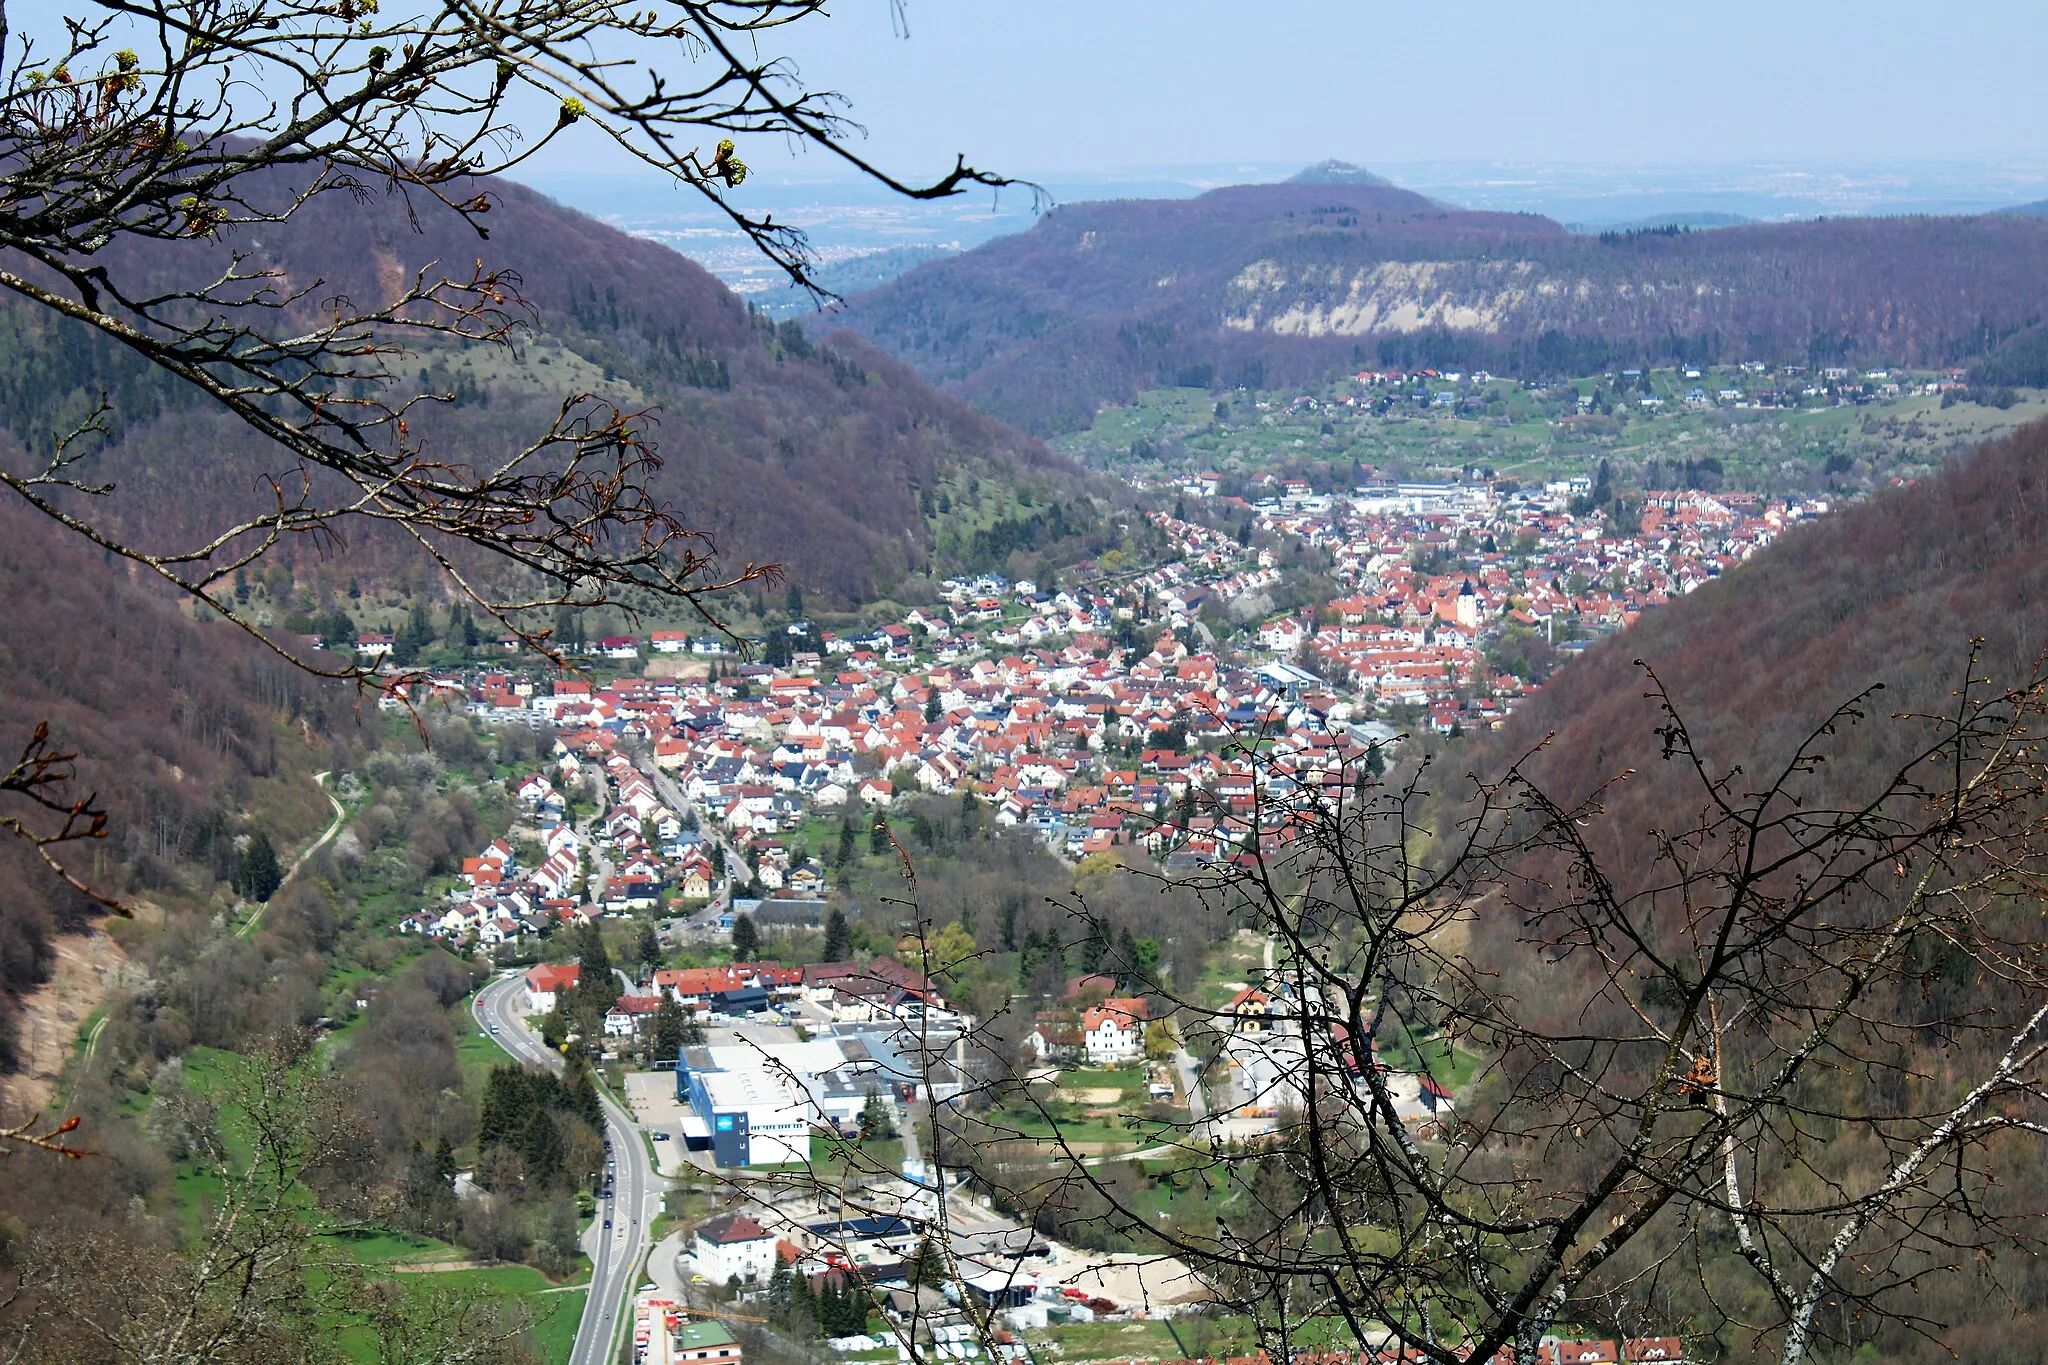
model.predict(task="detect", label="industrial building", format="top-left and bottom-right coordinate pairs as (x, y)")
top-left (674, 1025), bottom-right (970, 1167)
top-left (676, 1037), bottom-right (886, 1166)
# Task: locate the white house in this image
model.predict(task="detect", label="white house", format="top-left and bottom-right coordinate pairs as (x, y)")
top-left (603, 994), bottom-right (663, 1036)
top-left (524, 963), bottom-right (580, 1013)
top-left (1082, 998), bottom-right (1148, 1065)
top-left (692, 1212), bottom-right (778, 1286)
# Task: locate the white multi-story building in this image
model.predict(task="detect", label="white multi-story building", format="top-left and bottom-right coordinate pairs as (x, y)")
top-left (1083, 998), bottom-right (1148, 1065)
top-left (692, 1212), bottom-right (778, 1286)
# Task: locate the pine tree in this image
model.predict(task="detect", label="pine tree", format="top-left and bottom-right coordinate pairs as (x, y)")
top-left (637, 920), bottom-right (662, 973)
top-left (520, 1108), bottom-right (565, 1184)
top-left (576, 921), bottom-right (612, 979)
top-left (565, 1059), bottom-right (603, 1128)
top-left (1115, 924), bottom-right (1142, 986)
top-left (869, 816), bottom-right (890, 856)
top-left (823, 906), bottom-right (852, 961)
top-left (236, 830), bottom-right (283, 901)
top-left (478, 1065), bottom-right (529, 1149)
top-left (731, 912), bottom-right (760, 962)
top-left (393, 598), bottom-right (434, 663)
top-left (909, 1236), bottom-right (947, 1287)
top-left (654, 992), bottom-right (687, 1062)
top-left (835, 818), bottom-right (856, 869)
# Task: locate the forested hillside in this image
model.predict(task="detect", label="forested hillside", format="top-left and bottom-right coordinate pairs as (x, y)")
top-left (1453, 417), bottom-right (2048, 1362)
top-left (834, 175), bottom-right (2048, 434)
top-left (0, 503), bottom-right (343, 1079)
top-left (1484, 417), bottom-right (2048, 850)
top-left (0, 168), bottom-right (1096, 609)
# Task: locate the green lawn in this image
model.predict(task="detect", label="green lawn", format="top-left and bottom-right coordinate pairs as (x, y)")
top-left (455, 1010), bottom-right (513, 1089)
top-left (331, 1266), bottom-right (585, 1364)
top-left (1193, 933), bottom-right (1267, 1011)
top-left (318, 1228), bottom-right (466, 1265)
top-left (526, 1287), bottom-right (587, 1363)
top-left (1027, 1319), bottom-right (1182, 1361)
top-left (986, 1103), bottom-right (1179, 1151)
top-left (1374, 1033), bottom-right (1483, 1095)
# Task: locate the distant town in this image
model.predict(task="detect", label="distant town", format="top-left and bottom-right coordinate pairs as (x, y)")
top-left (362, 466), bottom-right (1831, 929)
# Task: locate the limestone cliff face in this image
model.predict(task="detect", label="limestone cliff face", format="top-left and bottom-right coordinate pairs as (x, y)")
top-left (835, 175), bottom-right (2048, 434)
top-left (1223, 259), bottom-right (1556, 336)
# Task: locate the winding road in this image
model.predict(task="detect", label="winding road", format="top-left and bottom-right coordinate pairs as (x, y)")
top-left (472, 972), bottom-right (665, 1365)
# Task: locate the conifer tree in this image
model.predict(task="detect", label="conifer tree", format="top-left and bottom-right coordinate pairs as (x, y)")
top-left (823, 906), bottom-right (852, 962)
top-left (654, 992), bottom-right (688, 1063)
top-left (236, 830), bottom-right (283, 901)
top-left (731, 912), bottom-right (760, 962)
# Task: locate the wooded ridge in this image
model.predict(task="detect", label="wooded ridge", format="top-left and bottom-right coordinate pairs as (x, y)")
top-left (832, 177), bottom-right (2048, 433)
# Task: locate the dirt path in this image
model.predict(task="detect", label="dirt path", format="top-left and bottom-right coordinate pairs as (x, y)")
top-left (7, 769), bottom-right (343, 1116)
top-left (236, 771), bottom-right (343, 940)
top-left (3, 927), bottom-right (127, 1115)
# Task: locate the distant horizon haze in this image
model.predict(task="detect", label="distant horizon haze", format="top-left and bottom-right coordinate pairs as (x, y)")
top-left (511, 0), bottom-right (2048, 181)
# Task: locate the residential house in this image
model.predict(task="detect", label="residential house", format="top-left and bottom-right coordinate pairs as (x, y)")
top-left (1082, 997), bottom-right (1149, 1065)
top-left (524, 963), bottom-right (580, 1013)
top-left (1227, 986), bottom-right (1273, 1036)
top-left (692, 1212), bottom-right (778, 1286)
top-left (603, 994), bottom-right (664, 1036)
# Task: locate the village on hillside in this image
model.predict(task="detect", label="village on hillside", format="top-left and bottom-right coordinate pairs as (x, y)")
top-left (375, 469), bottom-right (1831, 953)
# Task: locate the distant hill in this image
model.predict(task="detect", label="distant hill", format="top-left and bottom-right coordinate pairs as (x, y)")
top-left (756, 245), bottom-right (966, 317)
top-left (2003, 199), bottom-right (2048, 216)
top-left (0, 170), bottom-right (1097, 608)
top-left (1288, 159), bottom-right (1397, 188)
top-left (833, 176), bottom-right (2048, 435)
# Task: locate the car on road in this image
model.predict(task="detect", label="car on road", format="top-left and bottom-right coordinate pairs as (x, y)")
top-left (652, 1132), bottom-right (669, 1141)
top-left (488, 1025), bottom-right (500, 1035)
top-left (603, 1219), bottom-right (612, 1228)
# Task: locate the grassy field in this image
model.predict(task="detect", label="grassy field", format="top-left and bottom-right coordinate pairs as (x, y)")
top-left (328, 1265), bottom-right (586, 1364)
top-left (1192, 930), bottom-right (1267, 1012)
top-left (993, 1067), bottom-right (1182, 1150)
top-left (1372, 1032), bottom-right (1483, 1093)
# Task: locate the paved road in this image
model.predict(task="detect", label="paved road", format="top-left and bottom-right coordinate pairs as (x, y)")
top-left (473, 973), bottom-right (665, 1365)
top-left (1173, 1045), bottom-right (1209, 1127)
top-left (645, 765), bottom-right (738, 934)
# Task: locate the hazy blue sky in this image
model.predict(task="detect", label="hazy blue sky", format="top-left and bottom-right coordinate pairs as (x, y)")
top-left (632, 0), bottom-right (2048, 183)
top-left (7, 0), bottom-right (2042, 189)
